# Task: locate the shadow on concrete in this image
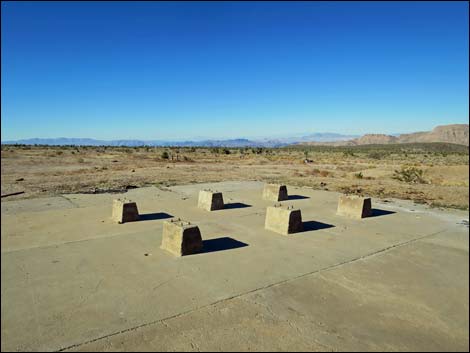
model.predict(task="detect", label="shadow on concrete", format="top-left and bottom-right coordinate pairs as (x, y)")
top-left (223, 202), bottom-right (252, 209)
top-left (370, 209), bottom-right (396, 218)
top-left (288, 195), bottom-right (310, 200)
top-left (139, 212), bottom-right (173, 221)
top-left (301, 220), bottom-right (335, 232)
top-left (201, 237), bottom-right (248, 253)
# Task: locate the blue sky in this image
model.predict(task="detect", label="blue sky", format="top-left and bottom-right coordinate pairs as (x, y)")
top-left (1, 1), bottom-right (468, 141)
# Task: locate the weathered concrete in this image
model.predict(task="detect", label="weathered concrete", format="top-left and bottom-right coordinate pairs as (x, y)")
top-left (265, 204), bottom-right (303, 235)
top-left (161, 218), bottom-right (203, 256)
top-left (262, 183), bottom-right (288, 202)
top-left (111, 198), bottom-right (140, 223)
top-left (337, 194), bottom-right (372, 219)
top-left (1, 181), bottom-right (468, 352)
top-left (197, 189), bottom-right (224, 211)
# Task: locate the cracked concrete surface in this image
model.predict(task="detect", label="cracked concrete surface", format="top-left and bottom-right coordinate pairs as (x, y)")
top-left (1, 181), bottom-right (468, 351)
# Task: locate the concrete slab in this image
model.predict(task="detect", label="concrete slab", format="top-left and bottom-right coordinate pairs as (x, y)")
top-left (68, 230), bottom-right (469, 352)
top-left (1, 181), bottom-right (468, 351)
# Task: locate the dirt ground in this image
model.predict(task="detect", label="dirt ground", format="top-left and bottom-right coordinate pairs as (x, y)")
top-left (1, 145), bottom-right (468, 210)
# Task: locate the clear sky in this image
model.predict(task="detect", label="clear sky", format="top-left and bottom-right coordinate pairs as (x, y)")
top-left (1, 1), bottom-right (469, 141)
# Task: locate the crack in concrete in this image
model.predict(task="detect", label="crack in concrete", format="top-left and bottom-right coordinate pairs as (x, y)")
top-left (59, 195), bottom-right (80, 208)
top-left (56, 228), bottom-right (446, 352)
top-left (152, 277), bottom-right (178, 291)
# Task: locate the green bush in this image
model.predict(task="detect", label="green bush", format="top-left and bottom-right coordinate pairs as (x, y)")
top-left (161, 151), bottom-right (169, 159)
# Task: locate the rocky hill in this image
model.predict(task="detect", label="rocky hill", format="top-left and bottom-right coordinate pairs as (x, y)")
top-left (397, 124), bottom-right (469, 145)
top-left (300, 124), bottom-right (469, 146)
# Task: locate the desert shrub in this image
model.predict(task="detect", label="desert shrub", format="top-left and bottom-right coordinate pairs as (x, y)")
top-left (223, 148), bottom-right (231, 155)
top-left (367, 151), bottom-right (386, 160)
top-left (354, 172), bottom-right (363, 179)
top-left (392, 166), bottom-right (426, 184)
top-left (161, 151), bottom-right (169, 159)
top-left (77, 158), bottom-right (84, 163)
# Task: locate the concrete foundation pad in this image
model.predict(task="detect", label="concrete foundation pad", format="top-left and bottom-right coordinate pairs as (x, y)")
top-left (161, 218), bottom-right (203, 256)
top-left (265, 204), bottom-right (303, 235)
top-left (1, 181), bottom-right (468, 351)
top-left (112, 198), bottom-right (140, 223)
top-left (262, 183), bottom-right (288, 202)
top-left (197, 189), bottom-right (224, 211)
top-left (337, 194), bottom-right (372, 219)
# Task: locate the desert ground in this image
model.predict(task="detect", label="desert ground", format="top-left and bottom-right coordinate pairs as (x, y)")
top-left (1, 143), bottom-right (469, 209)
top-left (1, 144), bottom-right (469, 351)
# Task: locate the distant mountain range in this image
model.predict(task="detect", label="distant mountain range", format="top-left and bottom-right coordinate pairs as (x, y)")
top-left (1, 132), bottom-right (358, 148)
top-left (2, 124), bottom-right (468, 147)
top-left (299, 124), bottom-right (469, 147)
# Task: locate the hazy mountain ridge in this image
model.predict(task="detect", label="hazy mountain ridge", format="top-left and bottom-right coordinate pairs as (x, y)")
top-left (1, 133), bottom-right (359, 147)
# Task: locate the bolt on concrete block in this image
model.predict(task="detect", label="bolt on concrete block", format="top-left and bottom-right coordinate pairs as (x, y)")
top-left (198, 189), bottom-right (224, 211)
top-left (337, 195), bottom-right (372, 219)
top-left (161, 218), bottom-right (203, 256)
top-left (262, 184), bottom-right (288, 202)
top-left (112, 199), bottom-right (140, 224)
top-left (265, 205), bottom-right (303, 235)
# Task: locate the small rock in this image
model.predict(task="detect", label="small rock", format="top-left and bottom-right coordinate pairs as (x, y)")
top-left (15, 178), bottom-right (24, 182)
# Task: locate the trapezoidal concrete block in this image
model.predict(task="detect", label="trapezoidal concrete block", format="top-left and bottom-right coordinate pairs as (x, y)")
top-left (262, 184), bottom-right (288, 202)
top-left (265, 204), bottom-right (303, 235)
top-left (161, 218), bottom-right (203, 256)
top-left (336, 195), bottom-right (372, 219)
top-left (198, 189), bottom-right (224, 211)
top-left (112, 199), bottom-right (140, 224)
